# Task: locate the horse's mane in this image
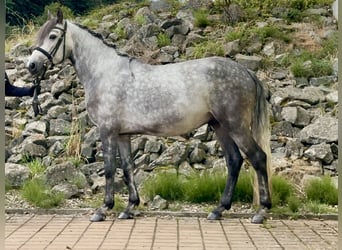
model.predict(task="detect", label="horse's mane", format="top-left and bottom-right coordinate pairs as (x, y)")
top-left (74, 22), bottom-right (131, 58)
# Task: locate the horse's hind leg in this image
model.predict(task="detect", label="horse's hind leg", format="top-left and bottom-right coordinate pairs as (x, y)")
top-left (207, 123), bottom-right (244, 220)
top-left (117, 135), bottom-right (140, 219)
top-left (230, 129), bottom-right (271, 224)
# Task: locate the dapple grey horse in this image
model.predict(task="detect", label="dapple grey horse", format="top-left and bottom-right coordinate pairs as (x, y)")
top-left (27, 9), bottom-right (271, 223)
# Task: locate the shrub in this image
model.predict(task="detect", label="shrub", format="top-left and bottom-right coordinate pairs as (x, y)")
top-left (21, 179), bottom-right (64, 208)
top-left (287, 195), bottom-right (301, 213)
top-left (35, 3), bottom-right (74, 25)
top-left (194, 9), bottom-right (210, 28)
top-left (304, 176), bottom-right (338, 205)
top-left (271, 175), bottom-right (294, 206)
top-left (27, 159), bottom-right (46, 178)
top-left (232, 171), bottom-right (253, 203)
top-left (141, 171), bottom-right (185, 201)
top-left (183, 171), bottom-right (226, 203)
top-left (192, 41), bottom-right (224, 59)
top-left (157, 32), bottom-right (171, 47)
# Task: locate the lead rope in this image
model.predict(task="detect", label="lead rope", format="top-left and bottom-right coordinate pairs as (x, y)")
top-left (32, 66), bottom-right (46, 117)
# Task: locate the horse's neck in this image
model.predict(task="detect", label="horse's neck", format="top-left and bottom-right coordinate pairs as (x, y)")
top-left (68, 22), bottom-right (122, 89)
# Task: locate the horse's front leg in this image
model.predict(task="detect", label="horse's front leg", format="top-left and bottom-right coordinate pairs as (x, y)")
top-left (90, 131), bottom-right (118, 222)
top-left (117, 135), bottom-right (140, 219)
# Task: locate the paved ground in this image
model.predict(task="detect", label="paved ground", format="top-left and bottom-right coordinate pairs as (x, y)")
top-left (6, 213), bottom-right (338, 250)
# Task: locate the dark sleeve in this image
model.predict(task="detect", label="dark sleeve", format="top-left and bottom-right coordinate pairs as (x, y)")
top-left (5, 73), bottom-right (34, 97)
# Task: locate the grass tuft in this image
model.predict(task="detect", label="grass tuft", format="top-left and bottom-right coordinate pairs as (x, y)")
top-left (304, 176), bottom-right (338, 205)
top-left (21, 179), bottom-right (64, 208)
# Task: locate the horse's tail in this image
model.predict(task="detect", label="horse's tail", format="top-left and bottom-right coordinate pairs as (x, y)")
top-left (248, 71), bottom-right (272, 206)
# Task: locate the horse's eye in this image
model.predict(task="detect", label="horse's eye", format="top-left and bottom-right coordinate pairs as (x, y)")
top-left (49, 34), bottom-right (57, 40)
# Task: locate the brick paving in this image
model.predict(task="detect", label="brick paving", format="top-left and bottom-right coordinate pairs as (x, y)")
top-left (6, 214), bottom-right (338, 250)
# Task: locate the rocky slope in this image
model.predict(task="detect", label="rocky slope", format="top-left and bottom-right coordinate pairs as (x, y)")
top-left (5, 0), bottom-right (338, 207)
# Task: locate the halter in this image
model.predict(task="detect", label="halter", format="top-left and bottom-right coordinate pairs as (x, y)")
top-left (31, 21), bottom-right (67, 116)
top-left (33, 21), bottom-right (68, 69)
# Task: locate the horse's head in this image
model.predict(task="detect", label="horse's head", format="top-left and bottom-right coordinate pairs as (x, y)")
top-left (27, 9), bottom-right (70, 76)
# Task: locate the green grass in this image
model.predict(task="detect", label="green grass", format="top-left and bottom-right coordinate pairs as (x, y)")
top-left (233, 171), bottom-right (254, 203)
top-left (27, 159), bottom-right (46, 178)
top-left (304, 176), bottom-right (338, 205)
top-left (141, 172), bottom-right (185, 201)
top-left (157, 32), bottom-right (171, 47)
top-left (192, 41), bottom-right (224, 59)
top-left (271, 175), bottom-right (294, 207)
top-left (183, 171), bottom-right (226, 203)
top-left (194, 9), bottom-right (211, 28)
top-left (21, 179), bottom-right (65, 208)
top-left (141, 170), bottom-right (255, 204)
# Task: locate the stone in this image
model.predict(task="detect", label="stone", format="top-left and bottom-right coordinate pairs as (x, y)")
top-left (189, 146), bottom-right (206, 164)
top-left (326, 90), bottom-right (338, 104)
top-left (299, 117), bottom-right (338, 144)
top-left (281, 106), bottom-right (311, 127)
top-left (5, 163), bottom-right (30, 188)
top-left (144, 139), bottom-right (162, 153)
top-left (304, 143), bottom-right (334, 164)
top-left (309, 76), bottom-right (336, 86)
top-left (285, 139), bottom-right (304, 159)
top-left (151, 195), bottom-right (168, 210)
top-left (44, 162), bottom-right (87, 187)
top-left (49, 119), bottom-right (72, 136)
top-left (52, 183), bottom-right (81, 199)
top-left (262, 42), bottom-right (275, 57)
top-left (21, 142), bottom-right (47, 158)
top-left (149, 141), bottom-right (189, 169)
top-left (235, 54), bottom-right (262, 71)
top-left (23, 121), bottom-right (48, 136)
top-left (223, 39), bottom-right (240, 57)
top-left (270, 86), bottom-right (325, 106)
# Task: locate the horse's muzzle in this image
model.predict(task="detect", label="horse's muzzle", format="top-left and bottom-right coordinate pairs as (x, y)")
top-left (27, 60), bottom-right (45, 76)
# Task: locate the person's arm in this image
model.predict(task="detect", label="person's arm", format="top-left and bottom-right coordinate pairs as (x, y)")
top-left (5, 73), bottom-right (35, 97)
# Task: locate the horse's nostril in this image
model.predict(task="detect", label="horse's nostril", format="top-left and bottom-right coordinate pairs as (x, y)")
top-left (29, 62), bottom-right (36, 70)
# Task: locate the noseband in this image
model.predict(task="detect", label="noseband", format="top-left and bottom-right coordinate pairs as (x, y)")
top-left (33, 21), bottom-right (67, 69)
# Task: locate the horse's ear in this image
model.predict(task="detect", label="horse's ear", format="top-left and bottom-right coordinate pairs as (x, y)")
top-left (56, 8), bottom-right (63, 24)
top-left (47, 10), bottom-right (52, 20)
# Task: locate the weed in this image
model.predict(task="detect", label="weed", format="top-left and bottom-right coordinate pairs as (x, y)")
top-left (5, 179), bottom-right (13, 192)
top-left (233, 171), bottom-right (253, 203)
top-left (21, 179), bottom-right (64, 208)
top-left (287, 195), bottom-right (301, 213)
top-left (304, 176), bottom-right (338, 205)
top-left (81, 18), bottom-right (99, 29)
top-left (141, 172), bottom-right (185, 201)
top-left (225, 29), bottom-right (244, 42)
top-left (70, 174), bottom-right (87, 189)
top-left (256, 25), bottom-right (291, 43)
top-left (36, 3), bottom-right (74, 25)
top-left (27, 158), bottom-right (46, 178)
top-left (65, 118), bottom-right (82, 160)
top-left (134, 15), bottom-right (147, 26)
top-left (114, 25), bottom-right (127, 40)
top-left (192, 41), bottom-right (224, 59)
top-left (304, 201), bottom-right (336, 214)
top-left (271, 175), bottom-right (294, 206)
top-left (183, 171), bottom-right (226, 203)
top-left (194, 9), bottom-right (211, 28)
top-left (157, 32), bottom-right (171, 47)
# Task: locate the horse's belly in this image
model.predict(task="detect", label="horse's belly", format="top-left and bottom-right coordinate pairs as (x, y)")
top-left (120, 111), bottom-right (211, 137)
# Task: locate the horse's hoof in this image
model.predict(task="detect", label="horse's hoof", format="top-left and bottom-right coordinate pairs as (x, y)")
top-left (118, 212), bottom-right (133, 219)
top-left (207, 212), bottom-right (221, 220)
top-left (251, 214), bottom-right (264, 224)
top-left (90, 212), bottom-right (106, 222)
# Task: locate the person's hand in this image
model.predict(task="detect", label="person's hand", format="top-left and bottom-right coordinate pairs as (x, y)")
top-left (30, 84), bottom-right (41, 97)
